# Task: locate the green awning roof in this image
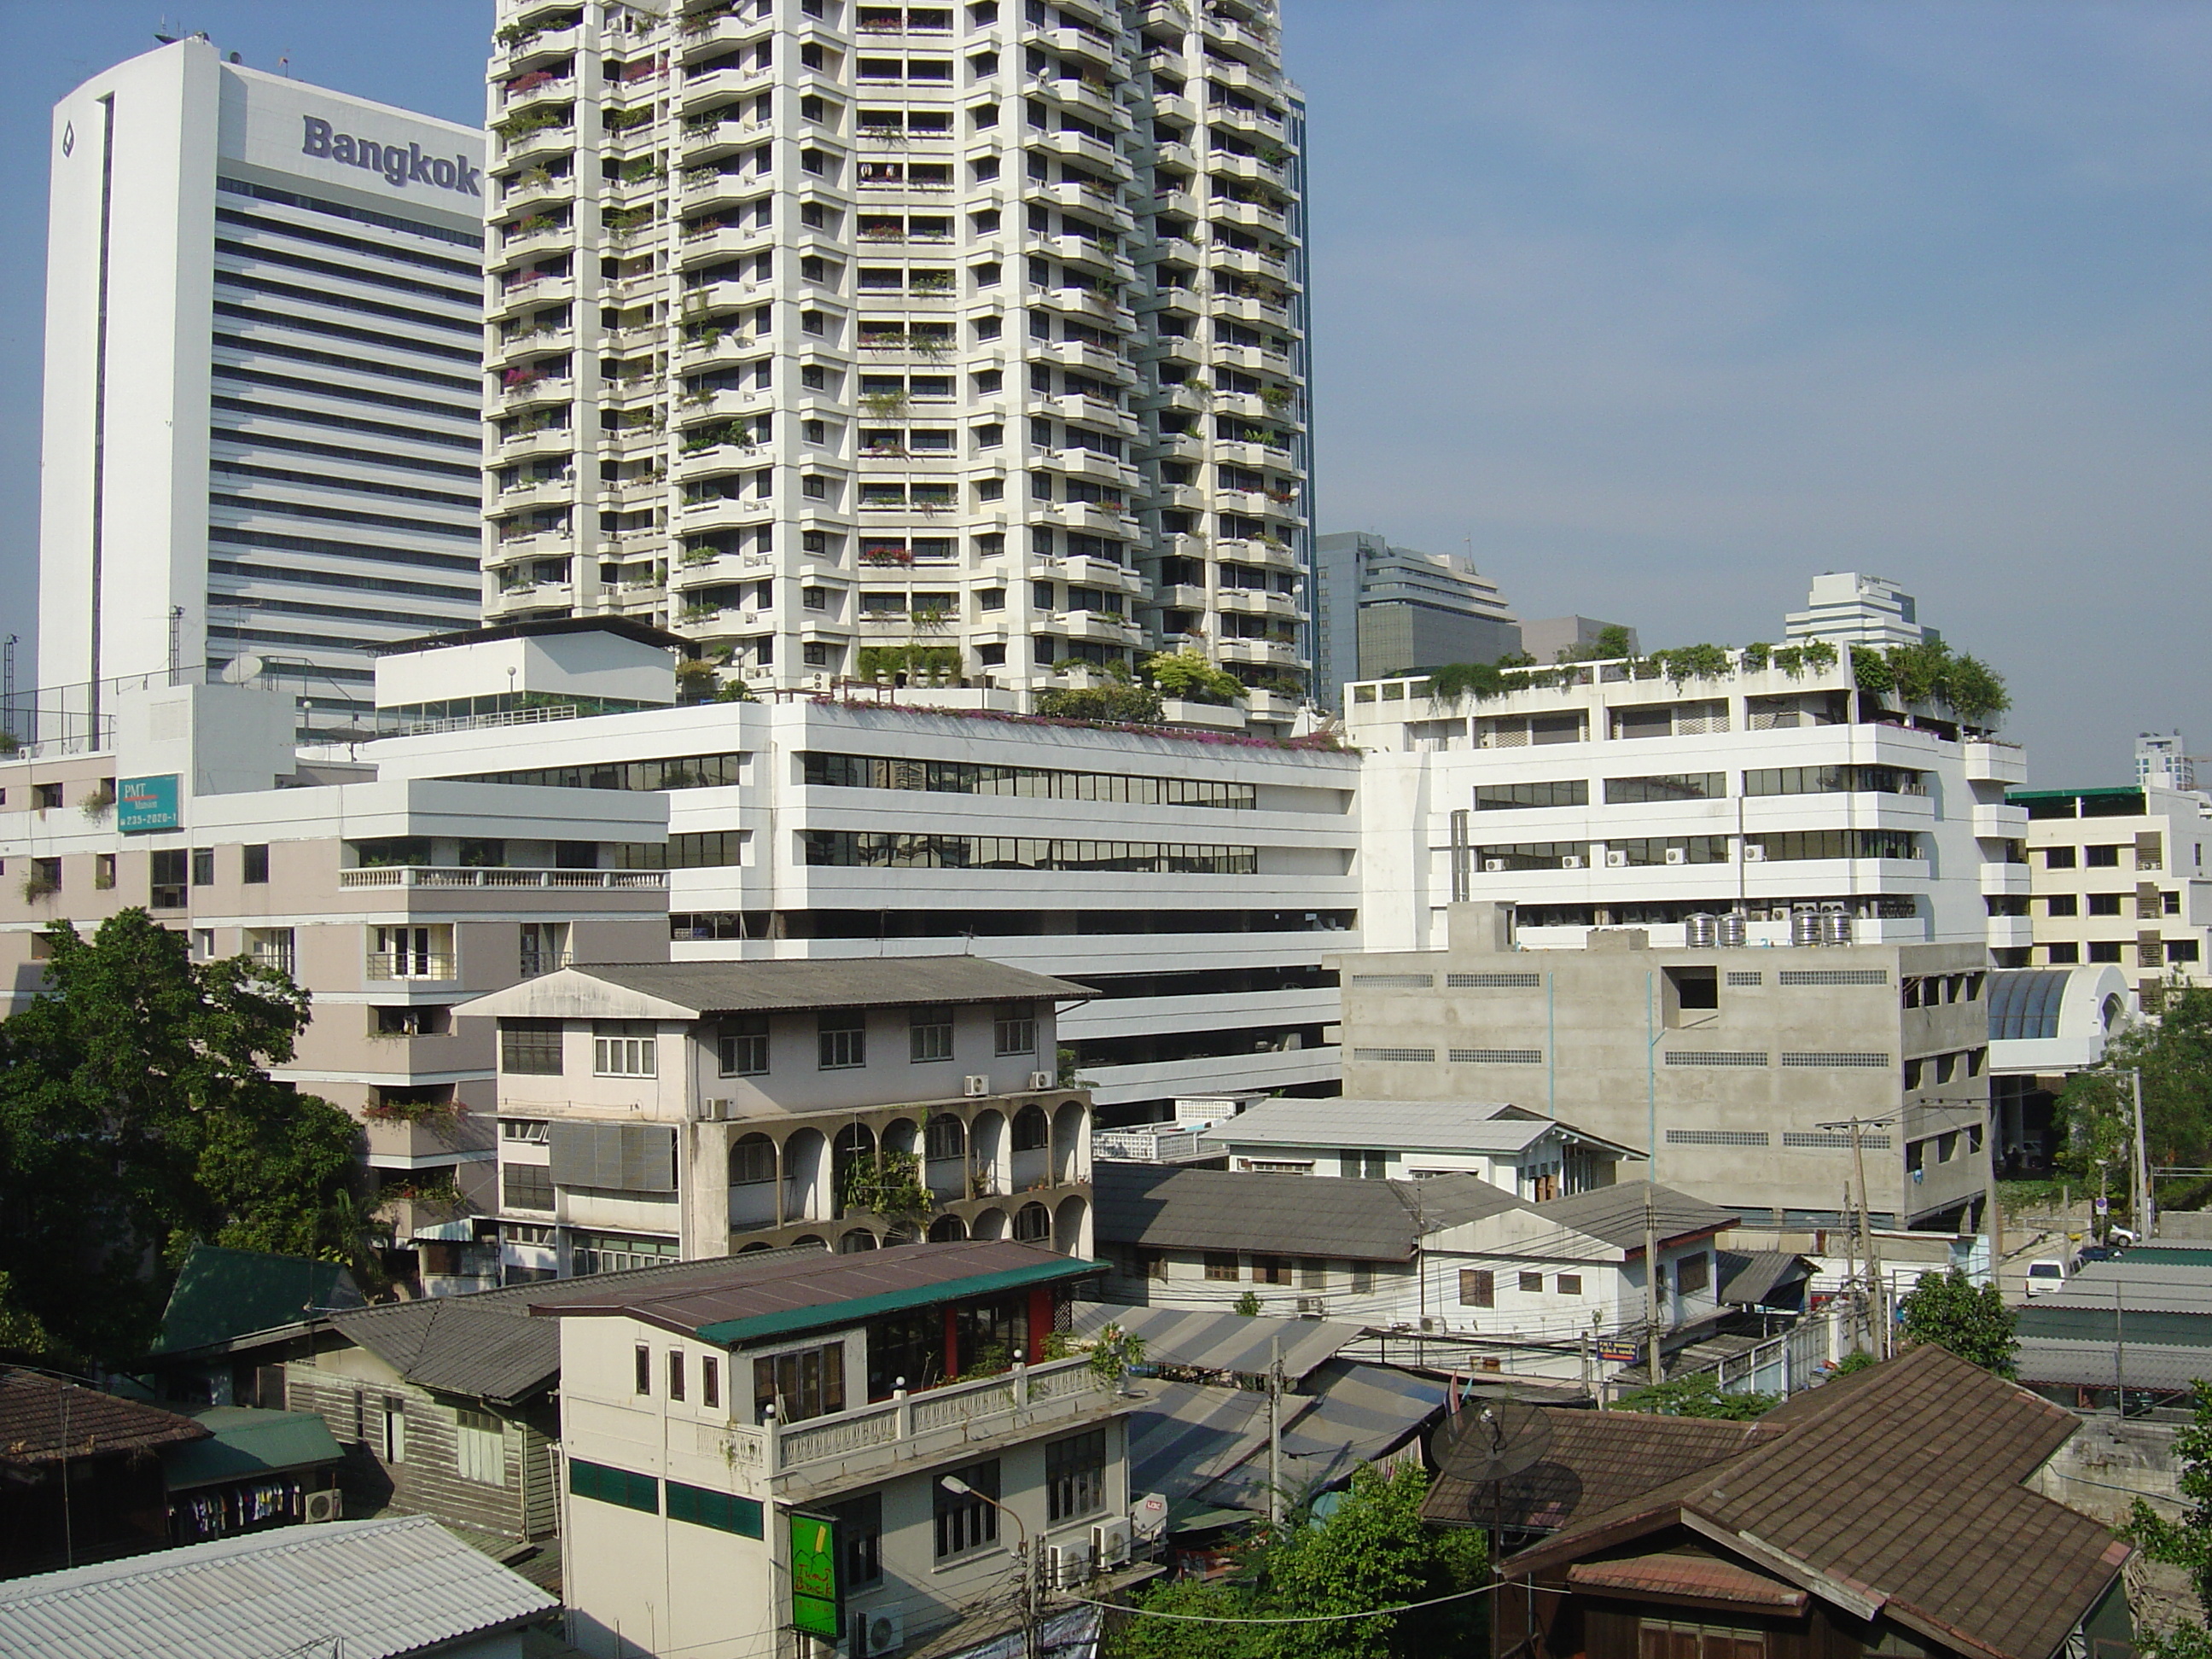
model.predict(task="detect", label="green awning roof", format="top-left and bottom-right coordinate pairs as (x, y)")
top-left (162, 1407), bottom-right (344, 1491)
top-left (151, 1244), bottom-right (362, 1357)
top-left (697, 1257), bottom-right (1103, 1347)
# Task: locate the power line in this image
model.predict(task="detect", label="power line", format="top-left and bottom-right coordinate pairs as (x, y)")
top-left (1067, 1579), bottom-right (1508, 1626)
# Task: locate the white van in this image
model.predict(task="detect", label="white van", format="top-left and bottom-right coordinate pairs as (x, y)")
top-left (2025, 1259), bottom-right (2067, 1297)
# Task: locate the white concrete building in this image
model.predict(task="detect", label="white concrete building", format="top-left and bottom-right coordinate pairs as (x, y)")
top-left (1196, 1096), bottom-right (1639, 1199)
top-left (2014, 780), bottom-right (2211, 996)
top-left (1095, 1165), bottom-right (1735, 1382)
top-left (36, 38), bottom-right (485, 731)
top-left (1783, 573), bottom-right (1932, 650)
top-left (477, 0), bottom-right (1313, 721)
top-left (2137, 732), bottom-right (2199, 796)
top-left (1347, 643), bottom-right (2029, 963)
top-left (548, 1240), bottom-right (1132, 1659)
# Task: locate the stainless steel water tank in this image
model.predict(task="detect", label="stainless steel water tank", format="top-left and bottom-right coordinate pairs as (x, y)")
top-left (1685, 912), bottom-right (1718, 949)
top-left (1718, 911), bottom-right (1748, 948)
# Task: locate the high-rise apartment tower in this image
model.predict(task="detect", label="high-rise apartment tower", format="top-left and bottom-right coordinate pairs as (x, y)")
top-left (37, 38), bottom-right (486, 731)
top-left (481, 0), bottom-right (1311, 720)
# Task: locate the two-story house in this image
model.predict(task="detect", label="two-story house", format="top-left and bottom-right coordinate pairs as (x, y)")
top-left (459, 958), bottom-right (1097, 1280)
top-left (545, 1239), bottom-right (1135, 1659)
top-left (1198, 1097), bottom-right (1642, 1197)
top-left (1094, 1165), bottom-right (1737, 1382)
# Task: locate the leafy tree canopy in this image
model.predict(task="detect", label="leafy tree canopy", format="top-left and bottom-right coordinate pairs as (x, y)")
top-left (0, 910), bottom-right (364, 1363)
top-left (1898, 1266), bottom-right (2017, 1377)
top-left (1108, 1464), bottom-right (1487, 1659)
top-left (2057, 985), bottom-right (2212, 1190)
top-left (2129, 1379), bottom-right (2212, 1656)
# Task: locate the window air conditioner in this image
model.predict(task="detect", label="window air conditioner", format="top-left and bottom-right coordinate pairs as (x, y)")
top-left (1743, 846), bottom-right (1767, 862)
top-left (1295, 1296), bottom-right (1327, 1318)
top-left (1091, 1519), bottom-right (1132, 1570)
top-left (1482, 859), bottom-right (1506, 873)
top-left (1605, 850), bottom-right (1628, 867)
top-left (1558, 855), bottom-right (1583, 870)
top-left (1027, 1071), bottom-right (1055, 1091)
top-left (1664, 847), bottom-right (1689, 865)
top-left (304, 1489), bottom-right (343, 1524)
top-left (963, 1074), bottom-right (991, 1097)
top-left (853, 1611), bottom-right (905, 1657)
top-left (701, 1098), bottom-right (735, 1121)
top-left (1047, 1540), bottom-right (1093, 1588)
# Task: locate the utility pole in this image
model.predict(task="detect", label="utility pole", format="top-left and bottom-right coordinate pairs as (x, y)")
top-left (1848, 1120), bottom-right (1884, 1358)
top-left (2132, 1068), bottom-right (2152, 1238)
top-left (1266, 1334), bottom-right (1283, 1527)
top-left (2114, 1273), bottom-right (2127, 1420)
top-left (1644, 1185), bottom-right (1662, 1386)
top-left (1985, 1096), bottom-right (2005, 1298)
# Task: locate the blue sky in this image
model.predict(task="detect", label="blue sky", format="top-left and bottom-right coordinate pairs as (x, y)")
top-left (0, 1), bottom-right (2203, 781)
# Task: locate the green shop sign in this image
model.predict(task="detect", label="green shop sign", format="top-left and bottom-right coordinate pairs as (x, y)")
top-left (789, 1511), bottom-right (841, 1639)
top-left (117, 774), bottom-right (180, 833)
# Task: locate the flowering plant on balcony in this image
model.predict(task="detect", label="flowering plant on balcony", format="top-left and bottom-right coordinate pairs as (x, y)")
top-left (507, 69), bottom-right (559, 95)
top-left (861, 545), bottom-right (915, 567)
top-left (364, 1097), bottom-right (457, 1126)
top-left (503, 365), bottom-right (544, 390)
top-left (1086, 1323), bottom-right (1148, 1393)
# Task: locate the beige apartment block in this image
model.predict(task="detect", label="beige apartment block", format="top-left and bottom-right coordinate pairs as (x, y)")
top-left (460, 958), bottom-right (1094, 1280)
top-left (2014, 783), bottom-right (2210, 999)
top-left (0, 679), bottom-right (671, 1254)
top-left (1333, 903), bottom-right (1992, 1232)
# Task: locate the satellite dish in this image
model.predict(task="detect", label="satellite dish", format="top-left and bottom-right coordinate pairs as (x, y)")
top-left (1430, 1397), bottom-right (1554, 1485)
top-left (221, 655), bottom-right (265, 684)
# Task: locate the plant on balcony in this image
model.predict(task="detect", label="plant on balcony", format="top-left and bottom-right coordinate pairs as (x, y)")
top-left (857, 645), bottom-right (960, 681)
top-left (381, 1173), bottom-right (463, 1208)
top-left (494, 21), bottom-right (538, 49)
top-left (496, 105), bottom-right (568, 143)
top-left (605, 105), bottom-right (654, 132)
top-left (1143, 648), bottom-right (1243, 706)
top-left (507, 69), bottom-right (559, 95)
top-left (910, 272), bottom-right (955, 294)
top-left (621, 158), bottom-right (666, 183)
top-left (363, 1097), bottom-right (457, 1126)
top-left (79, 783), bottom-right (114, 820)
top-left (18, 871), bottom-right (56, 904)
top-left (1738, 641), bottom-right (1773, 672)
top-left (838, 1150), bottom-right (933, 1231)
top-left (716, 678), bottom-right (757, 702)
top-left (1644, 643), bottom-right (1732, 688)
top-left (1767, 639), bottom-right (1837, 679)
top-left (1035, 682), bottom-right (1164, 724)
top-left (1086, 1322), bottom-right (1148, 1392)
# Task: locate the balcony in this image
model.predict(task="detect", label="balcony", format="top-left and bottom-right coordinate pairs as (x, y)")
top-left (341, 867), bottom-right (670, 890)
top-left (1964, 739), bottom-right (2029, 788)
top-left (366, 951), bottom-right (458, 982)
top-left (717, 1356), bottom-right (1117, 1495)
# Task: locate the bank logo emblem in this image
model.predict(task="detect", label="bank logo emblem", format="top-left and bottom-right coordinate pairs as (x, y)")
top-left (61, 121), bottom-right (74, 157)
top-left (300, 116), bottom-right (480, 197)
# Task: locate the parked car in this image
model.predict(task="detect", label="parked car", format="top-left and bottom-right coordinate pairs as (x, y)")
top-left (2025, 1258), bottom-right (2068, 1297)
top-left (2072, 1245), bottom-right (2114, 1271)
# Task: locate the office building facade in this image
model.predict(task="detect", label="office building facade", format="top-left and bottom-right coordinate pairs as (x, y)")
top-left (480, 0), bottom-right (1312, 721)
top-left (2013, 781), bottom-right (2210, 997)
top-left (1312, 531), bottom-right (1518, 690)
top-left (37, 38), bottom-right (486, 729)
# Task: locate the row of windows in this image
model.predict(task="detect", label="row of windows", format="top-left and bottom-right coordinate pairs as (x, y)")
top-left (445, 752), bottom-right (744, 792)
top-left (1474, 767), bottom-right (1924, 810)
top-left (801, 831), bottom-right (1259, 875)
top-left (2045, 940), bottom-right (2201, 965)
top-left (800, 750), bottom-right (1254, 808)
top-left (2042, 892), bottom-right (2178, 918)
top-left (500, 1005), bottom-right (1041, 1079)
top-left (2043, 844), bottom-right (2141, 869)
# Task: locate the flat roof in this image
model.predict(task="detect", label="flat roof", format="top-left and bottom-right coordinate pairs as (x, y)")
top-left (534, 1239), bottom-right (1103, 1347)
top-left (374, 614), bottom-right (686, 656)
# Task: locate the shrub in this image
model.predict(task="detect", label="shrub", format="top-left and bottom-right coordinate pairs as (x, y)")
top-left (1143, 649), bottom-right (1244, 705)
top-left (1034, 684), bottom-right (1165, 724)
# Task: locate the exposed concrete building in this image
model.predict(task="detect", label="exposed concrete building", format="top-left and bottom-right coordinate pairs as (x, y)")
top-left (2013, 781), bottom-right (2211, 998)
top-left (1332, 904), bottom-right (1994, 1232)
top-left (1514, 615), bottom-right (1639, 667)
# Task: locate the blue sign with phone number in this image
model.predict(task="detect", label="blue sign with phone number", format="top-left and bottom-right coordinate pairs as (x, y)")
top-left (117, 774), bottom-right (180, 832)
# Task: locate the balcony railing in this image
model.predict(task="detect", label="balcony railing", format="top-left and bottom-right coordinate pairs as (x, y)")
top-left (717, 1356), bottom-right (1112, 1481)
top-left (366, 951), bottom-right (458, 981)
top-left (340, 867), bottom-right (669, 889)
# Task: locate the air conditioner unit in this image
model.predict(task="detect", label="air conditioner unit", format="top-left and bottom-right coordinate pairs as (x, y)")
top-left (1664, 847), bottom-right (1689, 865)
top-left (853, 1610), bottom-right (905, 1657)
top-left (1295, 1296), bottom-right (1326, 1318)
top-left (1047, 1540), bottom-right (1093, 1588)
top-left (1605, 850), bottom-right (1628, 867)
top-left (1091, 1519), bottom-right (1132, 1571)
top-left (303, 1489), bottom-right (342, 1524)
top-left (1027, 1071), bottom-right (1055, 1091)
top-left (1743, 846), bottom-right (1767, 862)
top-left (963, 1074), bottom-right (991, 1097)
top-left (1559, 855), bottom-right (1583, 870)
top-left (1482, 859), bottom-right (1506, 873)
top-left (701, 1098), bottom-right (736, 1121)
top-left (1418, 1316), bottom-right (1436, 1333)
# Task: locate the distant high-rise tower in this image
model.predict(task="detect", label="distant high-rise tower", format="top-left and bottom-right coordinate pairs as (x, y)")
top-left (1313, 531), bottom-right (1516, 691)
top-left (1784, 573), bottom-right (1933, 650)
top-left (2138, 732), bottom-right (2197, 795)
top-left (36, 38), bottom-right (486, 730)
top-left (480, 0), bottom-right (1312, 725)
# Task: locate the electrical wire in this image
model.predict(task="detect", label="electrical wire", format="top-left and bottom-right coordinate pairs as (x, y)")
top-left (1062, 1577), bottom-right (1508, 1624)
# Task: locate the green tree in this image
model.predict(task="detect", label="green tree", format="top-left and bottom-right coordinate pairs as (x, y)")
top-left (1898, 1266), bottom-right (2017, 1377)
top-left (1143, 649), bottom-right (1246, 706)
top-left (1108, 1465), bottom-right (1487, 1659)
top-left (2129, 1378), bottom-right (2212, 1647)
top-left (0, 911), bottom-right (364, 1362)
top-left (1034, 683), bottom-right (1166, 725)
top-left (1615, 1372), bottom-right (1778, 1419)
top-left (2057, 986), bottom-right (2212, 1190)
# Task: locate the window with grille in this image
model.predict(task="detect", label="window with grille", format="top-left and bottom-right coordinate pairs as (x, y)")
top-left (501, 1020), bottom-right (564, 1075)
top-left (502, 1163), bottom-right (554, 1211)
top-left (1204, 1252), bottom-right (1239, 1281)
top-left (719, 1015), bottom-right (770, 1075)
top-left (819, 1014), bottom-right (867, 1069)
top-left (1451, 1048), bottom-right (1542, 1064)
top-left (1459, 1269), bottom-right (1494, 1308)
top-left (1666, 1129), bottom-right (1769, 1146)
top-left (731, 1136), bottom-right (777, 1185)
top-left (1664, 1051), bottom-right (1767, 1067)
top-left (1046, 1430), bottom-right (1106, 1523)
top-left (1446, 972), bottom-right (1543, 988)
top-left (1781, 1052), bottom-right (1892, 1068)
top-left (1354, 1048), bottom-right (1435, 1062)
top-left (594, 1022), bottom-right (657, 1077)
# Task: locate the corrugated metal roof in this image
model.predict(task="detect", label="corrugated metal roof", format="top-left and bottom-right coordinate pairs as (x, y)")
top-left (162, 1408), bottom-right (344, 1492)
top-left (0, 1515), bottom-right (556, 1659)
top-left (1068, 1301), bottom-right (1361, 1382)
top-left (479, 958), bottom-right (1088, 1016)
top-left (1204, 1098), bottom-right (1644, 1160)
top-left (1125, 1360), bottom-right (1444, 1516)
top-left (1718, 1251), bottom-right (1813, 1307)
top-left (536, 1239), bottom-right (1100, 1347)
top-left (2017, 1339), bottom-right (2211, 1390)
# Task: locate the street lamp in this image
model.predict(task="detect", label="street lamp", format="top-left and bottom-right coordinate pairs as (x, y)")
top-left (940, 1476), bottom-right (1038, 1659)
